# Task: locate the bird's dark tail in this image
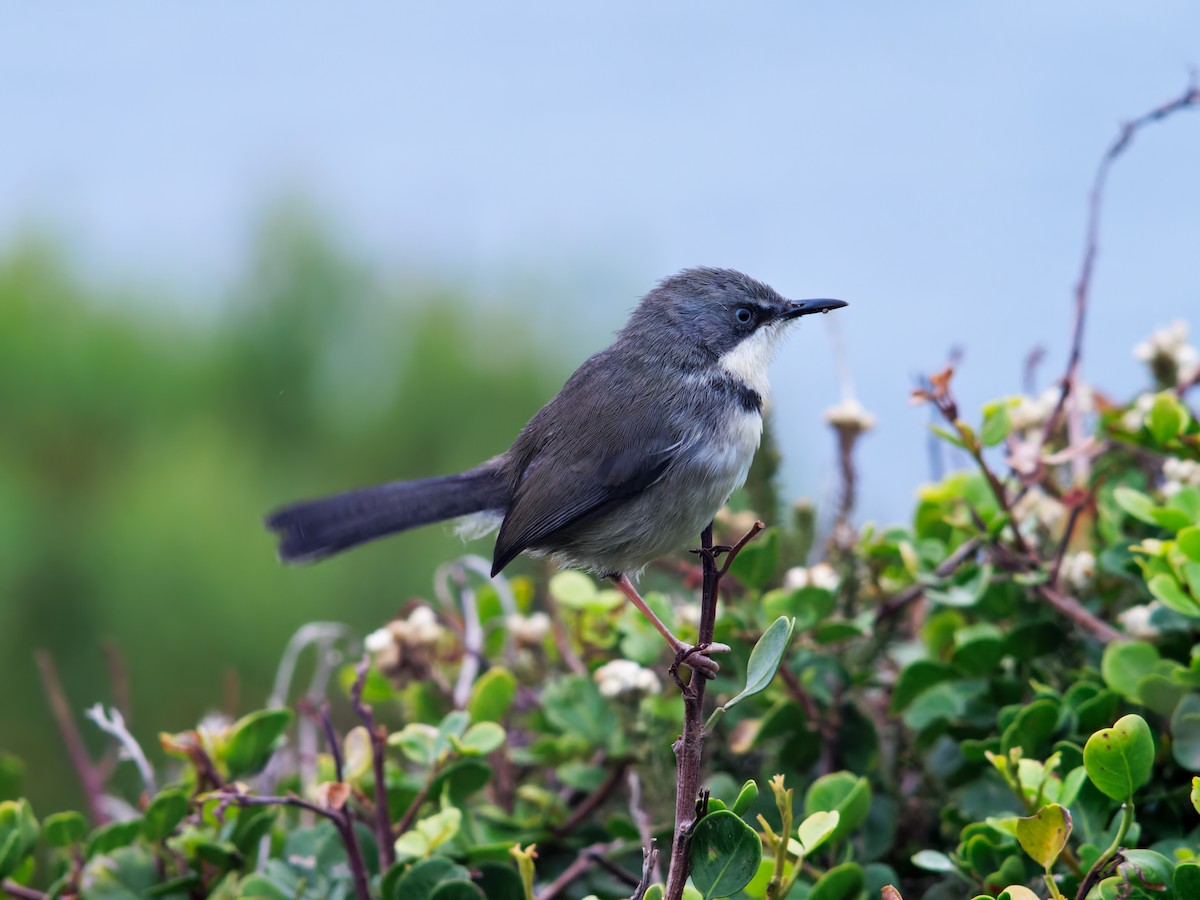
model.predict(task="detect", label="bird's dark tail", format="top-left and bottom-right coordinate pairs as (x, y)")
top-left (266, 464), bottom-right (510, 564)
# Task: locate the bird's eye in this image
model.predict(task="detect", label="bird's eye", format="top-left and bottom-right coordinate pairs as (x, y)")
top-left (735, 307), bottom-right (753, 325)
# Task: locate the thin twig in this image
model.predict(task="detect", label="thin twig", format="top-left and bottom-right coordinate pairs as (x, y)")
top-left (318, 702), bottom-right (345, 784)
top-left (1048, 493), bottom-right (1087, 588)
top-left (536, 841), bottom-right (623, 900)
top-left (1037, 584), bottom-right (1122, 643)
top-left (874, 537), bottom-right (983, 624)
top-left (1037, 77), bottom-right (1200, 485)
top-left (393, 764), bottom-right (438, 837)
top-left (34, 650), bottom-right (108, 826)
top-left (212, 790), bottom-right (372, 900)
top-left (349, 655), bottom-right (395, 871)
top-left (1, 881), bottom-right (47, 900)
top-left (552, 761), bottom-right (630, 838)
top-left (626, 770), bottom-right (661, 887)
top-left (717, 520), bottom-right (765, 577)
top-left (665, 522), bottom-right (739, 900)
top-left (630, 840), bottom-right (659, 900)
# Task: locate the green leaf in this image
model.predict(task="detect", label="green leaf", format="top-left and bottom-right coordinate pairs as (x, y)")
top-left (387, 857), bottom-right (470, 900)
top-left (688, 810), bottom-right (762, 900)
top-left (237, 874), bottom-right (291, 900)
top-left (1150, 506), bottom-right (1193, 531)
top-left (468, 668), bottom-right (517, 723)
top-left (0, 756), bottom-right (23, 803)
top-left (224, 708), bottom-right (294, 779)
top-left (795, 810), bottom-right (840, 855)
top-left (429, 880), bottom-right (485, 900)
top-left (930, 424), bottom-right (967, 450)
top-left (1147, 573), bottom-right (1200, 617)
top-left (1170, 693), bottom-right (1200, 768)
top-left (229, 806), bottom-right (277, 856)
top-left (1101, 641), bottom-right (1160, 701)
top-left (1113, 486), bottom-right (1160, 526)
top-left (542, 675), bottom-right (618, 745)
top-left (997, 888), bottom-right (1040, 900)
top-left (85, 818), bottom-right (143, 860)
top-left (803, 772), bottom-right (871, 843)
top-left (1083, 714), bottom-right (1155, 801)
top-left (731, 780), bottom-right (758, 817)
top-left (807, 861), bottom-right (865, 900)
top-left (981, 402), bottom-right (1012, 447)
top-left (0, 800), bottom-right (39, 879)
top-left (911, 849), bottom-right (958, 872)
top-left (1148, 392), bottom-right (1188, 444)
top-left (390, 723), bottom-right (439, 766)
top-left (548, 570), bottom-right (598, 609)
top-left (1117, 849), bottom-right (1174, 892)
top-left (456, 722), bottom-right (505, 756)
top-left (716, 617), bottom-right (794, 716)
top-left (890, 660), bottom-right (958, 712)
top-left (1015, 803), bottom-right (1072, 870)
top-left (1193, 776), bottom-right (1200, 816)
top-left (142, 789), bottom-right (190, 842)
top-left (474, 862), bottom-right (526, 900)
top-left (144, 873), bottom-right (201, 896)
top-left (1181, 527), bottom-right (1200, 563)
top-left (763, 586), bottom-right (835, 631)
top-left (1000, 699), bottom-right (1060, 758)
top-left (1176, 861), bottom-right (1200, 897)
top-left (728, 528), bottom-right (781, 589)
top-left (42, 810), bottom-right (88, 848)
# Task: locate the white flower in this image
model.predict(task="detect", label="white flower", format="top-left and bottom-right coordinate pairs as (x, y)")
top-left (783, 562), bottom-right (839, 593)
top-left (1134, 320), bottom-right (1199, 386)
top-left (364, 628), bottom-right (393, 654)
top-left (1118, 603), bottom-right (1162, 641)
top-left (593, 659), bottom-right (662, 698)
top-left (1013, 487), bottom-right (1064, 533)
top-left (1121, 392), bottom-right (1157, 432)
top-left (394, 606), bottom-right (444, 647)
top-left (1134, 320), bottom-right (1190, 361)
top-left (1164, 457), bottom-right (1200, 485)
top-left (506, 612), bottom-right (551, 646)
top-left (823, 397), bottom-right (877, 433)
top-left (1059, 551), bottom-right (1095, 593)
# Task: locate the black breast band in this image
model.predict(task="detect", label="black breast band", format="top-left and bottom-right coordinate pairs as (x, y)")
top-left (708, 374), bottom-right (762, 414)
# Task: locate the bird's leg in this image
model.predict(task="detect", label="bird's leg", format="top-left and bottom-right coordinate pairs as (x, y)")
top-left (609, 573), bottom-right (730, 679)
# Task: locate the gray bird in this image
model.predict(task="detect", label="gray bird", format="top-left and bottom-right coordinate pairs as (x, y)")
top-left (267, 268), bottom-right (845, 673)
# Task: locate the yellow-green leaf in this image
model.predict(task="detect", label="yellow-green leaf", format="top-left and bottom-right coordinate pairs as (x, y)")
top-left (1016, 803), bottom-right (1072, 870)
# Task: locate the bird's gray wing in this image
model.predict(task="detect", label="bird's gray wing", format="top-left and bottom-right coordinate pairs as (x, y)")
top-left (489, 361), bottom-right (684, 576)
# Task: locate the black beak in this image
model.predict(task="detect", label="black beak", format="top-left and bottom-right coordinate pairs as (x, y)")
top-left (780, 298), bottom-right (848, 320)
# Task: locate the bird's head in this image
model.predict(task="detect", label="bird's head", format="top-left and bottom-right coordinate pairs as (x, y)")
top-left (622, 267), bottom-right (847, 385)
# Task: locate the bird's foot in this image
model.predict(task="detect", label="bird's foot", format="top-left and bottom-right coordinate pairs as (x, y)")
top-left (668, 640), bottom-right (732, 688)
top-left (689, 544), bottom-right (733, 565)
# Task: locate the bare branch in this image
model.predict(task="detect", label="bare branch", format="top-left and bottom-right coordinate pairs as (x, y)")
top-left (1037, 78), bottom-right (1200, 484)
top-left (34, 650), bottom-right (108, 827)
top-left (349, 654), bottom-right (395, 871)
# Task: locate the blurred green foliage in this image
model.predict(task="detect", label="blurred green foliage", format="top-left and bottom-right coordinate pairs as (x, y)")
top-left (0, 215), bottom-right (564, 815)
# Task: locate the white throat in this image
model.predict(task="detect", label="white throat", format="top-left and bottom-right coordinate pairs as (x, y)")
top-left (717, 323), bottom-right (787, 400)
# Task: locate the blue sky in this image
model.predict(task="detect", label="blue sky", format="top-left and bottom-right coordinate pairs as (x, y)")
top-left (4, 2), bottom-right (1199, 524)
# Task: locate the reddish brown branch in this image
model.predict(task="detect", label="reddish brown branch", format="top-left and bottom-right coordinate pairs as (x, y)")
top-left (349, 655), bottom-right (395, 871)
top-left (34, 650), bottom-right (108, 827)
top-left (211, 790), bottom-right (371, 900)
top-left (1038, 78), bottom-right (1200, 481)
top-left (664, 522), bottom-right (755, 900)
top-left (536, 841), bottom-right (623, 900)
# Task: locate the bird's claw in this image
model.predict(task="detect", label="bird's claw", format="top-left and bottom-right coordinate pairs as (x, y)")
top-left (669, 641), bottom-right (732, 682)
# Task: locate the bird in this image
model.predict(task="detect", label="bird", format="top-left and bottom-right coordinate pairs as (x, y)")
top-left (267, 267), bottom-right (846, 674)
